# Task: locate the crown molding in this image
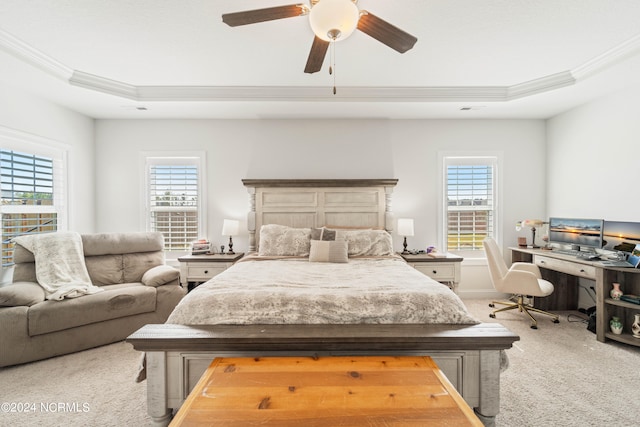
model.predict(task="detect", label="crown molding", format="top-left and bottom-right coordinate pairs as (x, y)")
top-left (70, 71), bottom-right (139, 99)
top-left (507, 71), bottom-right (576, 100)
top-left (0, 29), bottom-right (72, 80)
top-left (572, 33), bottom-right (640, 81)
top-left (1, 28), bottom-right (639, 104)
top-left (62, 77), bottom-right (564, 102)
top-left (114, 84), bottom-right (509, 102)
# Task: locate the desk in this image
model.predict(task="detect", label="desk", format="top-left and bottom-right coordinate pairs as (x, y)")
top-left (510, 247), bottom-right (591, 311)
top-left (510, 247), bottom-right (640, 347)
top-left (169, 355), bottom-right (483, 427)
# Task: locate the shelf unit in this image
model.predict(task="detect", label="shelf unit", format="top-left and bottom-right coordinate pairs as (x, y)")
top-left (511, 247), bottom-right (640, 348)
top-left (597, 267), bottom-right (640, 347)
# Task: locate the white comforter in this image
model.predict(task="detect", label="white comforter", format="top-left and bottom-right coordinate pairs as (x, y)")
top-left (167, 255), bottom-right (478, 325)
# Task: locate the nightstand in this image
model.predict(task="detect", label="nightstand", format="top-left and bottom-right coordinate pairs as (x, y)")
top-left (177, 253), bottom-right (244, 291)
top-left (400, 252), bottom-right (463, 294)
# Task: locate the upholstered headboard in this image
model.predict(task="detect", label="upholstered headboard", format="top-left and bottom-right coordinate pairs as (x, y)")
top-left (242, 179), bottom-right (398, 252)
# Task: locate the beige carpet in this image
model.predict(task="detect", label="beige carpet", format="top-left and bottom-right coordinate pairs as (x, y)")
top-left (464, 298), bottom-right (640, 427)
top-left (1, 300), bottom-right (639, 426)
top-left (0, 341), bottom-right (150, 427)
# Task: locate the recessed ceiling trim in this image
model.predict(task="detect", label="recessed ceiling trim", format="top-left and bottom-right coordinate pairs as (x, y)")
top-left (572, 33), bottom-right (640, 81)
top-left (0, 28), bottom-right (72, 80)
top-left (1, 28), bottom-right (639, 104)
top-left (70, 70), bottom-right (139, 99)
top-left (131, 85), bottom-right (509, 102)
top-left (507, 71), bottom-right (576, 100)
top-left (65, 75), bottom-right (572, 103)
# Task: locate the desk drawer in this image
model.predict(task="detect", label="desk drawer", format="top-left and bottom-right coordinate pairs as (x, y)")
top-left (534, 255), bottom-right (596, 280)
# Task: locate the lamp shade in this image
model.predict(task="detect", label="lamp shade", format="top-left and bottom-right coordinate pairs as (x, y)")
top-left (522, 219), bottom-right (544, 227)
top-left (397, 218), bottom-right (414, 237)
top-left (221, 219), bottom-right (240, 236)
top-left (309, 0), bottom-right (359, 42)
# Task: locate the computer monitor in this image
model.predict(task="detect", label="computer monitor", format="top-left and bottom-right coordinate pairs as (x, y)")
top-left (602, 220), bottom-right (640, 252)
top-left (548, 217), bottom-right (604, 251)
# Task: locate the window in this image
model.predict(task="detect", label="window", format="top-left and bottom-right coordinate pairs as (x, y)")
top-left (442, 156), bottom-right (498, 252)
top-left (144, 154), bottom-right (205, 254)
top-left (1, 136), bottom-right (67, 268)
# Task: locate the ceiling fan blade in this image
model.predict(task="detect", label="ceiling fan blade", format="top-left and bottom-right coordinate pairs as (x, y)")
top-left (357, 11), bottom-right (418, 53)
top-left (222, 4), bottom-right (308, 27)
top-left (304, 36), bottom-right (330, 74)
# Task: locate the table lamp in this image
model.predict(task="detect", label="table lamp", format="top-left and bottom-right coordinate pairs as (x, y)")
top-left (516, 219), bottom-right (545, 248)
top-left (397, 218), bottom-right (414, 254)
top-left (221, 219), bottom-right (240, 255)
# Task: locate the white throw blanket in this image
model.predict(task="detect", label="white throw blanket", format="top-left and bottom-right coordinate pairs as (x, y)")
top-left (13, 232), bottom-right (103, 301)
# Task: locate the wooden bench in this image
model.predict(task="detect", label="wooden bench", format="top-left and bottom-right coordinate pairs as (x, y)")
top-left (169, 355), bottom-right (484, 426)
top-left (128, 323), bottom-right (518, 426)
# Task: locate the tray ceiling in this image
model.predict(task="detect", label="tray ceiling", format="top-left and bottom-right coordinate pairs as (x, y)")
top-left (1, 0), bottom-right (640, 119)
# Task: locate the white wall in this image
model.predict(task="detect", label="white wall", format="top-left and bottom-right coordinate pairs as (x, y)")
top-left (95, 118), bottom-right (545, 296)
top-left (546, 84), bottom-right (640, 308)
top-left (547, 84), bottom-right (640, 219)
top-left (0, 82), bottom-right (96, 233)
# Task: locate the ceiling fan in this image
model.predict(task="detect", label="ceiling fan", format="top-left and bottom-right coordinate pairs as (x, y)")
top-left (222, 0), bottom-right (418, 74)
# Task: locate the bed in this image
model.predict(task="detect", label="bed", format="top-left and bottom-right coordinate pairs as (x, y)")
top-left (127, 179), bottom-right (518, 427)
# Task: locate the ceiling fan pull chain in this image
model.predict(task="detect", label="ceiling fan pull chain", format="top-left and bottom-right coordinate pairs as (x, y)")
top-left (329, 41), bottom-right (333, 75)
top-left (331, 40), bottom-right (337, 95)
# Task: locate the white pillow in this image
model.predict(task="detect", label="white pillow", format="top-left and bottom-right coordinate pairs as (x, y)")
top-left (309, 239), bottom-right (348, 263)
top-left (258, 224), bottom-right (311, 256)
top-left (339, 229), bottom-right (394, 256)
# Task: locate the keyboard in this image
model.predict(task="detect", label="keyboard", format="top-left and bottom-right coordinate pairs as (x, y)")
top-left (553, 249), bottom-right (579, 256)
top-left (575, 252), bottom-right (600, 260)
top-left (553, 249), bottom-right (600, 260)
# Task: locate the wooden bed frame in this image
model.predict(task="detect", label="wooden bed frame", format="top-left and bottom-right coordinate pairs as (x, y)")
top-left (126, 179), bottom-right (518, 427)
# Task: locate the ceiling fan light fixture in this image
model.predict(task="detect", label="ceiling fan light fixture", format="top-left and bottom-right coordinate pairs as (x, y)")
top-left (309, 0), bottom-right (359, 42)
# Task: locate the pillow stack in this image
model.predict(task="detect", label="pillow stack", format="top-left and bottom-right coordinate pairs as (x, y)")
top-left (257, 224), bottom-right (394, 261)
top-left (309, 227), bottom-right (348, 263)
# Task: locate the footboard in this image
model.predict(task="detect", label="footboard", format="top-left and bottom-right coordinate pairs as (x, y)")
top-left (127, 323), bottom-right (518, 427)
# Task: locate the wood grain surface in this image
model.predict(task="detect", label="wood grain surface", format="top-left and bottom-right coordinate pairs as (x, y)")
top-left (170, 355), bottom-right (483, 426)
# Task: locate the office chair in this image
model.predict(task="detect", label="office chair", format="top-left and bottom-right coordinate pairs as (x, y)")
top-left (483, 237), bottom-right (559, 329)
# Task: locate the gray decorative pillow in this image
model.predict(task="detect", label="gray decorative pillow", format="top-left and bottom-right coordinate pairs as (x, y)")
top-left (259, 224), bottom-right (312, 256)
top-left (310, 227), bottom-right (337, 241)
top-left (0, 282), bottom-right (46, 307)
top-left (309, 239), bottom-right (348, 263)
top-left (339, 229), bottom-right (394, 256)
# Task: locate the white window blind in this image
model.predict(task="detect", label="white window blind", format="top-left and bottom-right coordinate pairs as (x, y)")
top-left (146, 156), bottom-right (203, 252)
top-left (445, 157), bottom-right (497, 251)
top-left (1, 149), bottom-right (59, 267)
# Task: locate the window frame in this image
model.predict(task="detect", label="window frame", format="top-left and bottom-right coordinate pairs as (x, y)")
top-left (1, 127), bottom-right (68, 268)
top-left (141, 151), bottom-right (207, 258)
top-left (438, 152), bottom-right (502, 258)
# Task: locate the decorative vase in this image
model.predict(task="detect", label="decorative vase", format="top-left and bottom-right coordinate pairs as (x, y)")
top-left (610, 316), bottom-right (623, 335)
top-left (610, 283), bottom-right (623, 300)
top-left (632, 313), bottom-right (640, 339)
